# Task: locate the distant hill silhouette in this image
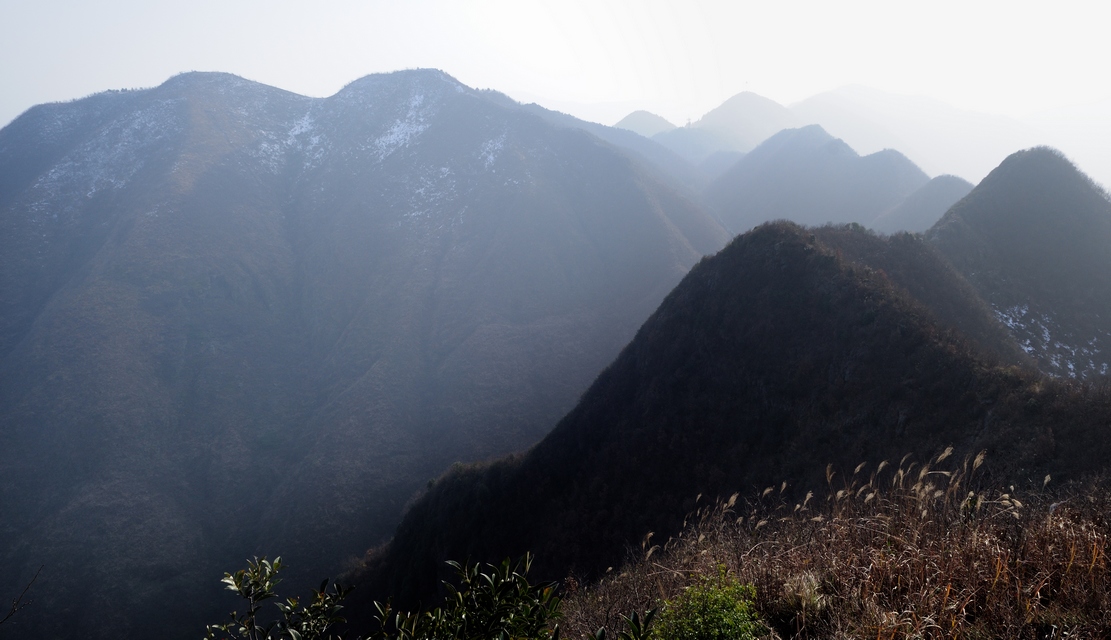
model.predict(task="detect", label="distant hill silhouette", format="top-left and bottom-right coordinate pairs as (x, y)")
top-left (614, 110), bottom-right (676, 138)
top-left (929, 147), bottom-right (1111, 379)
top-left (652, 126), bottom-right (732, 166)
top-left (705, 125), bottom-right (929, 233)
top-left (697, 149), bottom-right (746, 183)
top-left (695, 91), bottom-right (800, 151)
top-left (648, 92), bottom-right (799, 166)
top-left (790, 86), bottom-right (1041, 183)
top-left (350, 221), bottom-right (1111, 619)
top-left (520, 103), bottom-right (707, 192)
top-left (872, 174), bottom-right (973, 234)
top-left (0, 70), bottom-right (728, 640)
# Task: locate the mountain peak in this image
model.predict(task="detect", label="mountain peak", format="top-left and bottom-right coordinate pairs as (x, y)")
top-left (706, 124), bottom-right (928, 232)
top-left (929, 147), bottom-right (1111, 378)
top-left (156, 71), bottom-right (257, 93)
top-left (614, 110), bottom-right (676, 137)
top-left (340, 68), bottom-right (466, 96)
top-left (688, 91), bottom-right (799, 152)
top-left (932, 147), bottom-right (1110, 238)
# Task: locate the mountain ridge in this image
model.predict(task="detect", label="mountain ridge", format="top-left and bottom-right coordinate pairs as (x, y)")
top-left (0, 69), bottom-right (727, 640)
top-left (349, 218), bottom-right (1111, 620)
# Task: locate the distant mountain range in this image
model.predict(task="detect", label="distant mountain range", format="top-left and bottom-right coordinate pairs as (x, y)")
top-left (0, 70), bottom-right (727, 640)
top-left (614, 110), bottom-right (676, 138)
top-left (351, 150), bottom-right (1111, 616)
top-left (613, 86), bottom-right (1111, 189)
top-left (872, 174), bottom-right (973, 234)
top-left (704, 125), bottom-right (931, 233)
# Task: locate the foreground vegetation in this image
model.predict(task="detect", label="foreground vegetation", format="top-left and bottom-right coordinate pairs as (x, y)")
top-left (211, 451), bottom-right (1110, 639)
top-left (560, 451), bottom-right (1111, 639)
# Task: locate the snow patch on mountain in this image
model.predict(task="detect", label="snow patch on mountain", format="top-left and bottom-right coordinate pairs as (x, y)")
top-left (480, 132), bottom-right (507, 170)
top-left (27, 99), bottom-right (182, 213)
top-left (994, 304), bottom-right (1109, 378)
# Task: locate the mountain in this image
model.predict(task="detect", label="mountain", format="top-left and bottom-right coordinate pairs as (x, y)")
top-left (694, 91), bottom-right (800, 152)
top-left (705, 125), bottom-right (930, 233)
top-left (791, 86), bottom-right (1041, 183)
top-left (697, 149), bottom-right (746, 183)
top-left (650, 92), bottom-right (799, 166)
top-left (811, 225), bottom-right (1030, 367)
top-left (613, 110), bottom-right (676, 138)
top-left (652, 126), bottom-right (733, 166)
top-left (871, 174), bottom-right (974, 234)
top-left (929, 147), bottom-right (1111, 379)
top-left (350, 221), bottom-right (1111, 617)
top-left (1024, 99), bottom-right (1111, 193)
top-left (519, 103), bottom-right (707, 192)
top-left (0, 70), bottom-right (728, 639)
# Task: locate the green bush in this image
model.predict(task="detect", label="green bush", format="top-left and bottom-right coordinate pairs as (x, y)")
top-left (205, 556), bottom-right (351, 640)
top-left (371, 554), bottom-right (562, 640)
top-left (651, 567), bottom-right (765, 640)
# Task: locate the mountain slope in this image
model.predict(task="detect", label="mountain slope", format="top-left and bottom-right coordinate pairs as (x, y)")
top-left (705, 125), bottom-right (930, 233)
top-left (812, 225), bottom-right (1029, 367)
top-left (0, 70), bottom-right (728, 639)
top-left (929, 147), bottom-right (1111, 379)
top-left (351, 221), bottom-right (1110, 616)
top-left (871, 174), bottom-right (974, 234)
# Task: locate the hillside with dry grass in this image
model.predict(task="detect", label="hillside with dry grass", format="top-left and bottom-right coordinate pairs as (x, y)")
top-left (559, 453), bottom-right (1111, 639)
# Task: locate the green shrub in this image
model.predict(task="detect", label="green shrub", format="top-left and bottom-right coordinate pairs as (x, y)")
top-left (371, 554), bottom-right (562, 640)
top-left (651, 567), bottom-right (765, 640)
top-left (205, 556), bottom-right (351, 640)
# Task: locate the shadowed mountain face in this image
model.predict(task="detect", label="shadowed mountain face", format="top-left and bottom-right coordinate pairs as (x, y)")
top-left (705, 125), bottom-right (930, 233)
top-left (929, 147), bottom-right (1111, 379)
top-left (350, 221), bottom-right (1111, 618)
top-left (871, 174), bottom-right (973, 234)
top-left (0, 70), bottom-right (728, 639)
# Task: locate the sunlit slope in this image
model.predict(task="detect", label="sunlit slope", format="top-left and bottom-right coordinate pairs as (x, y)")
top-left (0, 69), bottom-right (727, 639)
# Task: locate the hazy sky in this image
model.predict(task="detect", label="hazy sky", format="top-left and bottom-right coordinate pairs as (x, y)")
top-left (3, 0), bottom-right (1110, 129)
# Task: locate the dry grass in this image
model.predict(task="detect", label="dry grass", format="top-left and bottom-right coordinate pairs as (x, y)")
top-left (559, 452), bottom-right (1111, 639)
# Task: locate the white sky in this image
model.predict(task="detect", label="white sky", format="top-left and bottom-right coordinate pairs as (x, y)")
top-left (2, 0), bottom-right (1109, 137)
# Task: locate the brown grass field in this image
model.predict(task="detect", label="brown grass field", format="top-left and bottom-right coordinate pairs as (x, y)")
top-left (559, 451), bottom-right (1111, 639)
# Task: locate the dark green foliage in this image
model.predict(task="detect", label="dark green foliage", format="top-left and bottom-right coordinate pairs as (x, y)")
top-left (205, 557), bottom-right (351, 640)
top-left (652, 568), bottom-right (764, 640)
top-left (370, 555), bottom-right (561, 640)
